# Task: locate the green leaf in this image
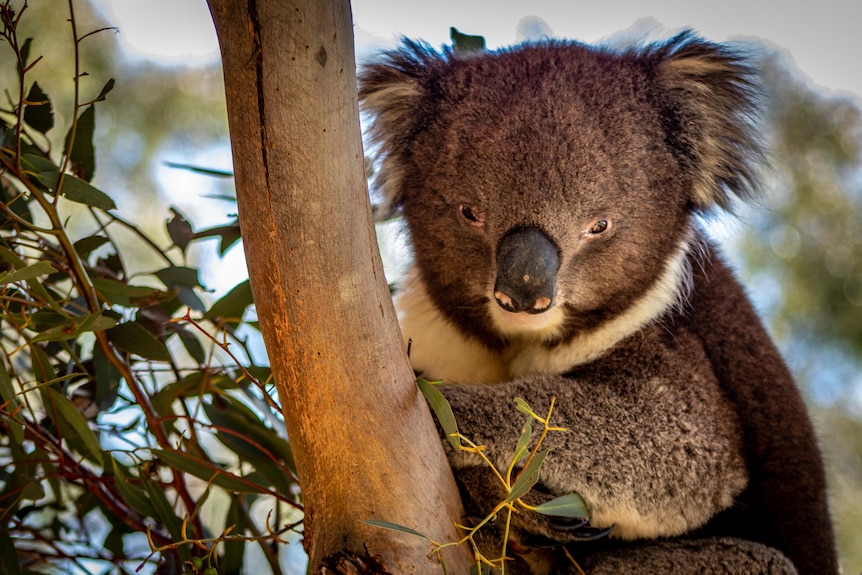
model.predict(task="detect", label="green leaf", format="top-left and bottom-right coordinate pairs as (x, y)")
top-left (177, 328), bottom-right (206, 364)
top-left (27, 310), bottom-right (73, 332)
top-left (91, 277), bottom-right (170, 308)
top-left (73, 235), bottom-right (110, 260)
top-left (29, 343), bottom-right (56, 382)
top-left (110, 457), bottom-right (157, 519)
top-left (20, 153), bottom-right (60, 190)
top-left (24, 82), bottom-right (54, 134)
top-left (155, 266), bottom-right (203, 289)
top-left (0, 523), bottom-right (22, 575)
top-left (451, 27), bottom-right (486, 54)
top-left (45, 387), bottom-right (104, 466)
top-left (0, 366), bottom-right (23, 446)
top-left (506, 448), bottom-right (553, 503)
top-left (167, 208), bottom-right (194, 253)
top-left (221, 498), bottom-right (246, 575)
top-left (31, 312), bottom-right (116, 343)
top-left (203, 399), bottom-right (296, 488)
top-left (204, 280), bottom-right (252, 324)
top-left (194, 221), bottom-right (242, 255)
top-left (513, 397), bottom-right (541, 420)
top-left (64, 105), bottom-right (96, 182)
top-left (164, 161), bottom-right (234, 178)
top-left (512, 418), bottom-right (533, 467)
top-left (361, 520), bottom-right (430, 540)
top-left (417, 379), bottom-right (461, 450)
top-left (176, 285), bottom-right (205, 311)
top-left (92, 344), bottom-right (121, 410)
top-left (103, 524), bottom-right (126, 557)
top-left (60, 175), bottom-right (115, 210)
top-left (0, 261), bottom-right (56, 284)
top-left (533, 492), bottom-right (589, 519)
top-left (154, 449), bottom-right (273, 494)
top-left (141, 474), bottom-right (185, 544)
top-left (94, 78), bottom-right (115, 103)
top-left (18, 38), bottom-right (32, 78)
top-left (107, 322), bottom-right (171, 361)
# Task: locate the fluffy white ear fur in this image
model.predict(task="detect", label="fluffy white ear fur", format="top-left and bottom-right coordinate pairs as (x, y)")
top-left (360, 82), bottom-right (421, 215)
top-left (396, 231), bottom-right (694, 385)
top-left (652, 36), bottom-right (763, 209)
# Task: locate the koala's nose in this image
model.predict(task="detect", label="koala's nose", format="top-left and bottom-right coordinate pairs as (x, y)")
top-left (494, 227), bottom-right (561, 314)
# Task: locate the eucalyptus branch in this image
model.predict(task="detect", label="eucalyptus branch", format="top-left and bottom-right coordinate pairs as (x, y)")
top-left (172, 309), bottom-right (280, 409)
top-left (239, 500), bottom-right (287, 575)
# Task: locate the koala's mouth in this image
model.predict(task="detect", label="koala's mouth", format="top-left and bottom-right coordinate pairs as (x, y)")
top-left (488, 300), bottom-right (566, 339)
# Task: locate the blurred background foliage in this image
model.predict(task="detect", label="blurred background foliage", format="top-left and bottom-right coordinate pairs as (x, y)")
top-left (0, 1), bottom-right (860, 573)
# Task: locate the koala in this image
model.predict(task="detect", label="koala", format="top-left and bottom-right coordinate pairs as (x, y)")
top-left (359, 32), bottom-right (838, 574)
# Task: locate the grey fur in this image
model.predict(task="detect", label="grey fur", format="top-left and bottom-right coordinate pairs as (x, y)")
top-left (360, 31), bottom-right (836, 574)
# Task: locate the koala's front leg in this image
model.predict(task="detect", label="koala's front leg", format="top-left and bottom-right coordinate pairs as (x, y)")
top-left (436, 326), bottom-right (749, 544)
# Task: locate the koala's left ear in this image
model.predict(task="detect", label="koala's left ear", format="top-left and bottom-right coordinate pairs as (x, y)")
top-left (359, 40), bottom-right (447, 216)
top-left (646, 31), bottom-right (765, 210)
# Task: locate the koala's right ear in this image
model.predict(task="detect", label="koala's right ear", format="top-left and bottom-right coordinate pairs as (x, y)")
top-left (359, 40), bottom-right (447, 215)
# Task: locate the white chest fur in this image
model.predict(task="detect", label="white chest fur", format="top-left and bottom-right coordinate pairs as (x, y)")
top-left (394, 236), bottom-right (693, 385)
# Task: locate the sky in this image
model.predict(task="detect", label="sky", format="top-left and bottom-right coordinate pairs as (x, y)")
top-left (97, 0), bottom-right (861, 101)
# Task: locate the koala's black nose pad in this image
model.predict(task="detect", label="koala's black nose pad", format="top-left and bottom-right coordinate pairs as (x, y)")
top-left (494, 227), bottom-right (561, 314)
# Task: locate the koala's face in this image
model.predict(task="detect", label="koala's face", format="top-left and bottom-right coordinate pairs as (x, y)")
top-left (361, 36), bottom-right (760, 352)
top-left (399, 58), bottom-right (692, 347)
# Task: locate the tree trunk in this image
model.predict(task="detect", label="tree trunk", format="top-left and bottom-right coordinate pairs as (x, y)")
top-left (206, 1), bottom-right (472, 573)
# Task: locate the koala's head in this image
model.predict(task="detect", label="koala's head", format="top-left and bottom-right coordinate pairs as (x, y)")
top-left (360, 32), bottom-right (762, 354)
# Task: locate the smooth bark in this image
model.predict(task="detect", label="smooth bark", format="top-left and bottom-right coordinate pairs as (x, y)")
top-left (206, 1), bottom-right (472, 572)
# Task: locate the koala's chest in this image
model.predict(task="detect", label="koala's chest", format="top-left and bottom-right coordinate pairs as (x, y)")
top-left (394, 272), bottom-right (648, 384)
top-left (394, 278), bottom-right (510, 384)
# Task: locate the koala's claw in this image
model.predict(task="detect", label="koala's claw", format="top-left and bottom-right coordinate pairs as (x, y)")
top-left (547, 516), bottom-right (589, 531)
top-left (566, 523), bottom-right (615, 541)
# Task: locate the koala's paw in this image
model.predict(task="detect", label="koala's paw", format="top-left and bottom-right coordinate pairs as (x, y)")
top-left (514, 489), bottom-right (614, 546)
top-left (456, 466), bottom-right (613, 547)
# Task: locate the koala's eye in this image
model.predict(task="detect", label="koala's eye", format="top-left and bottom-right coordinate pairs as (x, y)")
top-left (459, 204), bottom-right (485, 227)
top-left (583, 218), bottom-right (611, 238)
top-left (589, 220), bottom-right (608, 234)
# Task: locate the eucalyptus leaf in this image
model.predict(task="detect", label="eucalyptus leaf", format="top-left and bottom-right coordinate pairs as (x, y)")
top-left (221, 498), bottom-right (245, 574)
top-left (166, 208), bottom-right (193, 252)
top-left (506, 448), bottom-right (553, 503)
top-left (60, 175), bottom-right (115, 210)
top-left (91, 277), bottom-right (169, 308)
top-left (533, 492), bottom-right (590, 519)
top-left (204, 280), bottom-right (252, 323)
top-left (0, 261), bottom-right (56, 284)
top-left (0, 368), bottom-right (23, 446)
top-left (45, 388), bottom-right (104, 466)
top-left (73, 235), bottom-right (110, 260)
top-left (512, 418), bottom-right (533, 466)
top-left (107, 322), bottom-right (171, 361)
top-left (94, 78), bottom-right (115, 102)
top-left (92, 344), bottom-right (121, 410)
top-left (0, 523), bottom-right (22, 575)
top-left (110, 457), bottom-right (157, 519)
top-left (361, 519), bottom-right (430, 540)
top-left (64, 105), bottom-right (96, 182)
top-left (142, 474), bottom-right (185, 544)
top-left (24, 82), bottom-right (54, 134)
top-left (418, 379), bottom-right (460, 450)
top-left (154, 449), bottom-right (272, 495)
top-left (31, 313), bottom-right (116, 343)
top-left (155, 266), bottom-right (203, 289)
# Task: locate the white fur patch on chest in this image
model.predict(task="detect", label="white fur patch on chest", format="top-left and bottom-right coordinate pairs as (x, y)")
top-left (396, 235), bottom-right (693, 384)
top-left (394, 275), bottom-right (508, 385)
